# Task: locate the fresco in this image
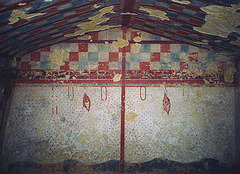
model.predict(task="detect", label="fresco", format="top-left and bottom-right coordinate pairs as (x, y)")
top-left (1, 28), bottom-right (237, 173)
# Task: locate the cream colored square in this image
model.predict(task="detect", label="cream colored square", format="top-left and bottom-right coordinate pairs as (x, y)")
top-left (98, 52), bottom-right (109, 61)
top-left (98, 30), bottom-right (108, 40)
top-left (68, 43), bottom-right (79, 52)
top-left (140, 53), bottom-right (150, 62)
top-left (40, 52), bottom-right (50, 61)
top-left (79, 52), bottom-right (88, 61)
top-left (150, 62), bottom-right (161, 70)
top-left (170, 44), bottom-right (181, 52)
top-left (130, 62), bottom-right (140, 70)
top-left (69, 62), bottom-right (79, 70)
top-left (109, 43), bottom-right (118, 52)
top-left (88, 43), bottom-right (98, 52)
top-left (88, 62), bottom-right (98, 70)
top-left (109, 62), bottom-right (120, 70)
top-left (150, 44), bottom-right (160, 52)
top-left (161, 53), bottom-right (171, 62)
top-left (171, 62), bottom-right (180, 70)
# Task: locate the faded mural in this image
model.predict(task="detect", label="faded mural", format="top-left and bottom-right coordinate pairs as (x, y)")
top-left (1, 28), bottom-right (237, 173)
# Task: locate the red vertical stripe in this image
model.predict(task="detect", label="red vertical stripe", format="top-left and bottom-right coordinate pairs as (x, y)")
top-left (120, 27), bottom-right (127, 173)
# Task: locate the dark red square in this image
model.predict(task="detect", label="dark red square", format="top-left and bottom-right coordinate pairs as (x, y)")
top-left (89, 32), bottom-right (98, 40)
top-left (98, 62), bottom-right (109, 70)
top-left (119, 44), bottom-right (130, 52)
top-left (30, 52), bottom-right (40, 61)
top-left (40, 46), bottom-right (50, 52)
top-left (20, 62), bottom-right (31, 70)
top-left (78, 43), bottom-right (88, 52)
top-left (189, 52), bottom-right (198, 62)
top-left (60, 61), bottom-right (69, 70)
top-left (131, 31), bottom-right (141, 41)
top-left (180, 62), bottom-right (188, 71)
top-left (140, 62), bottom-right (150, 71)
top-left (160, 44), bottom-right (170, 53)
top-left (69, 52), bottom-right (79, 61)
top-left (109, 52), bottom-right (119, 62)
top-left (150, 53), bottom-right (160, 62)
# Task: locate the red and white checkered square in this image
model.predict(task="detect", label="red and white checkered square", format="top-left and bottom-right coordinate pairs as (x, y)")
top-left (69, 52), bottom-right (79, 61)
top-left (140, 62), bottom-right (150, 71)
top-left (109, 52), bottom-right (119, 62)
top-left (30, 52), bottom-right (40, 61)
top-left (98, 62), bottom-right (109, 70)
top-left (150, 53), bottom-right (160, 62)
top-left (78, 43), bottom-right (88, 52)
top-left (160, 44), bottom-right (170, 53)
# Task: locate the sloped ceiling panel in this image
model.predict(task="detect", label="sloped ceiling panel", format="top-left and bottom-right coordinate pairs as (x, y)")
top-left (0, 0), bottom-right (240, 59)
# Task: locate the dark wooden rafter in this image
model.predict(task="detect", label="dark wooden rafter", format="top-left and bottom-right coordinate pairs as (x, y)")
top-left (121, 0), bottom-right (136, 27)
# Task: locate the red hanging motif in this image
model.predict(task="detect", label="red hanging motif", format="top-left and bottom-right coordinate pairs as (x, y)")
top-left (163, 92), bottom-right (171, 115)
top-left (83, 93), bottom-right (91, 112)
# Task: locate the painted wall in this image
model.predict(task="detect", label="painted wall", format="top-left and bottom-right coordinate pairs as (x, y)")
top-left (2, 85), bottom-right (235, 165)
top-left (1, 28), bottom-right (237, 169)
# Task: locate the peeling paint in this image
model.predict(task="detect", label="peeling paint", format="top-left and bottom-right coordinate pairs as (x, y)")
top-left (133, 36), bottom-right (142, 42)
top-left (194, 4), bottom-right (240, 38)
top-left (18, 3), bottom-right (26, 6)
top-left (125, 111), bottom-right (138, 121)
top-left (172, 0), bottom-right (191, 4)
top-left (112, 37), bottom-right (129, 48)
top-left (132, 43), bottom-right (141, 53)
top-left (113, 73), bottom-right (122, 82)
top-left (49, 49), bottom-right (68, 66)
top-left (9, 9), bottom-right (46, 24)
top-left (64, 6), bottom-right (121, 37)
top-left (93, 4), bottom-right (101, 8)
top-left (139, 7), bottom-right (169, 21)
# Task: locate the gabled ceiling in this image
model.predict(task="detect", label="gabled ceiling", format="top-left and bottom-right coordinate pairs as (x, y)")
top-left (0, 0), bottom-right (240, 59)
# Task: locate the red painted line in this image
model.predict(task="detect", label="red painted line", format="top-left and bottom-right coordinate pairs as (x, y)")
top-left (15, 79), bottom-right (122, 84)
top-left (56, 106), bottom-right (58, 115)
top-left (15, 79), bottom-right (235, 86)
top-left (120, 27), bottom-right (127, 173)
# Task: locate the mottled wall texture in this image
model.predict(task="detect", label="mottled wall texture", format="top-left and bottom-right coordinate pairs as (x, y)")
top-left (1, 28), bottom-right (238, 173)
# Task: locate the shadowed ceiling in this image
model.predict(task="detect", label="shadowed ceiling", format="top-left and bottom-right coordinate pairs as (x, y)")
top-left (0, 0), bottom-right (240, 59)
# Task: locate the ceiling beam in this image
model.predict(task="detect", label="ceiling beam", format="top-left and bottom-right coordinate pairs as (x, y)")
top-left (121, 0), bottom-right (136, 27)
